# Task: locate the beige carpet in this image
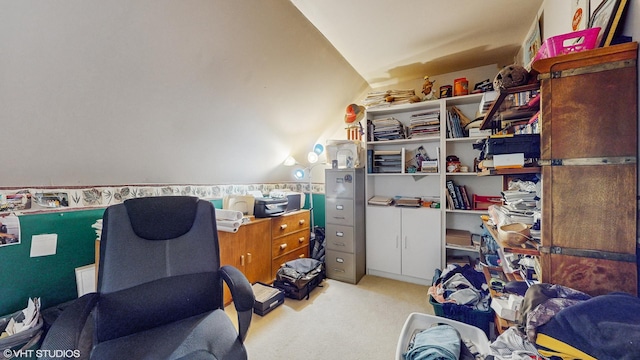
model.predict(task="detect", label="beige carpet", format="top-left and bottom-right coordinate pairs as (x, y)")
top-left (225, 275), bottom-right (435, 360)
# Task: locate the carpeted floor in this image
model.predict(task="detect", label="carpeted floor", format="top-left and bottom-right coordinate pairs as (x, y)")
top-left (225, 275), bottom-right (434, 360)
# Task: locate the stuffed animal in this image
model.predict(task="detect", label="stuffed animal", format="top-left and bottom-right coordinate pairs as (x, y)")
top-left (493, 64), bottom-right (529, 90)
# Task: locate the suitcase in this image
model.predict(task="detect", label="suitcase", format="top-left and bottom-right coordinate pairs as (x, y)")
top-left (251, 282), bottom-right (285, 316)
top-left (273, 258), bottom-right (325, 300)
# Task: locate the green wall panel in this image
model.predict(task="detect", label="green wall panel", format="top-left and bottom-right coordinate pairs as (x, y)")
top-left (0, 209), bottom-right (104, 315)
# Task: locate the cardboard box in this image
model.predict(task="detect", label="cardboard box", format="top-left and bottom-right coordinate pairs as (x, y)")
top-left (446, 229), bottom-right (471, 246)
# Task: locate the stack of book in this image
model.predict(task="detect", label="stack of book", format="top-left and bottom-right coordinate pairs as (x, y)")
top-left (408, 110), bottom-right (440, 139)
top-left (500, 188), bottom-right (538, 224)
top-left (371, 117), bottom-right (405, 141)
top-left (445, 179), bottom-right (472, 210)
top-left (367, 196), bottom-right (394, 206)
top-left (394, 197), bottom-right (421, 207)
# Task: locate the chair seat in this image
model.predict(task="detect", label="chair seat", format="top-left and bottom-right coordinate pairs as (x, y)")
top-left (90, 310), bottom-right (247, 360)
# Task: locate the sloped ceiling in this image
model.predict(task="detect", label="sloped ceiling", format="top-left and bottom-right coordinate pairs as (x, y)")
top-left (291, 0), bottom-right (544, 88)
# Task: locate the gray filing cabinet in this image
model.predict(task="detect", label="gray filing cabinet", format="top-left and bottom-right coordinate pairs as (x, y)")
top-left (324, 168), bottom-right (365, 284)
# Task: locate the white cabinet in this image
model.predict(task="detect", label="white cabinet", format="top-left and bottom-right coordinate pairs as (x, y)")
top-left (366, 206), bottom-right (440, 285)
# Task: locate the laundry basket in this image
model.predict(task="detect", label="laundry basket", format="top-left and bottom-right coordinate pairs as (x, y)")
top-left (396, 312), bottom-right (490, 360)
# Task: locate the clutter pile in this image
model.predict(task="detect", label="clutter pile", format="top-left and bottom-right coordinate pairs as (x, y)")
top-left (429, 265), bottom-right (491, 313)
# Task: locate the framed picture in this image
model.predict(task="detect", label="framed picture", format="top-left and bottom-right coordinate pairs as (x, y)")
top-left (588, 0), bottom-right (629, 47)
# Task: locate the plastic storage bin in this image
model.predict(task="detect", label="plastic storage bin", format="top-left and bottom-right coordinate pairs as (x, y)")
top-left (429, 295), bottom-right (494, 337)
top-left (395, 312), bottom-right (490, 360)
top-left (533, 27), bottom-right (600, 62)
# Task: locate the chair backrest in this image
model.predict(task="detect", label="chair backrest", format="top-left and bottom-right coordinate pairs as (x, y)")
top-left (95, 196), bottom-right (223, 342)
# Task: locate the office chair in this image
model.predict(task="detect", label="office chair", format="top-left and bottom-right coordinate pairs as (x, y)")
top-left (38, 196), bottom-right (255, 360)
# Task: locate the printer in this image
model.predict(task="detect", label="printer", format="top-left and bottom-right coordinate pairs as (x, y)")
top-left (269, 190), bottom-right (304, 213)
top-left (254, 197), bottom-right (288, 218)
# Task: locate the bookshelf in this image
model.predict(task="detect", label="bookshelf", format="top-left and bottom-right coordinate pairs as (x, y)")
top-left (479, 83), bottom-right (540, 132)
top-left (364, 93), bottom-right (503, 283)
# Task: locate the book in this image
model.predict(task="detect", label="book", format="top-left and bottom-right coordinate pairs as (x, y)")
top-left (446, 180), bottom-right (461, 209)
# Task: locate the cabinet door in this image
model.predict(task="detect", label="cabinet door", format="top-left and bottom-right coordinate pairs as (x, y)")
top-left (401, 208), bottom-right (441, 280)
top-left (243, 219), bottom-right (272, 285)
top-left (366, 206), bottom-right (401, 274)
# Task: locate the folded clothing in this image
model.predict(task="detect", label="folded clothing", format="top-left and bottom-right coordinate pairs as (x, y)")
top-left (404, 324), bottom-right (460, 360)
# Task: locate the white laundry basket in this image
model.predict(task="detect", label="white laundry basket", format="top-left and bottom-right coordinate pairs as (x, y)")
top-left (396, 312), bottom-right (491, 360)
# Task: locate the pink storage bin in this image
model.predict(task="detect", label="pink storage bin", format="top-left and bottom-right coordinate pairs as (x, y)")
top-left (533, 27), bottom-right (600, 62)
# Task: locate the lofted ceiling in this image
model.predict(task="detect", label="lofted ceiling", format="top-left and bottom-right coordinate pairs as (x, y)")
top-left (291, 0), bottom-right (544, 88)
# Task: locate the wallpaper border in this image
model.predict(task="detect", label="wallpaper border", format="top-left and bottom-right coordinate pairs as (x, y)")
top-left (0, 182), bottom-right (325, 214)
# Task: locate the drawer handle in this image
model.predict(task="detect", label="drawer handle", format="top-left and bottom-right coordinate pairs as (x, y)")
top-left (336, 257), bottom-right (344, 263)
top-left (280, 244), bottom-right (287, 250)
top-left (280, 224), bottom-right (287, 230)
top-left (298, 254), bottom-right (305, 259)
top-left (333, 216), bottom-right (345, 220)
top-left (333, 242), bottom-right (346, 247)
top-left (336, 231), bottom-right (344, 237)
top-left (298, 237), bottom-right (305, 243)
top-left (336, 205), bottom-right (344, 210)
top-left (333, 268), bottom-right (346, 273)
top-left (299, 219), bottom-right (305, 225)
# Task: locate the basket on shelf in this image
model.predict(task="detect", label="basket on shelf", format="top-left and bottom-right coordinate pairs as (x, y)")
top-left (533, 27), bottom-right (600, 62)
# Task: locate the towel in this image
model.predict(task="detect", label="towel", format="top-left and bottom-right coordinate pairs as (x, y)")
top-left (216, 209), bottom-right (243, 221)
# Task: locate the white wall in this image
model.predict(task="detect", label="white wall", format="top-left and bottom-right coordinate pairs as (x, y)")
top-left (0, 0), bottom-right (368, 187)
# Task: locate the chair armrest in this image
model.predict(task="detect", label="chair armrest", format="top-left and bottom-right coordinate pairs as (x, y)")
top-left (219, 265), bottom-right (254, 342)
top-left (38, 292), bottom-right (98, 360)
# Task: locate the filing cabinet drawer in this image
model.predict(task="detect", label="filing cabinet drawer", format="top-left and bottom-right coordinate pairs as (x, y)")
top-left (325, 170), bottom-right (355, 199)
top-left (325, 224), bottom-right (354, 253)
top-left (325, 198), bottom-right (354, 226)
top-left (325, 250), bottom-right (355, 282)
top-left (271, 210), bottom-right (310, 238)
top-left (272, 230), bottom-right (309, 257)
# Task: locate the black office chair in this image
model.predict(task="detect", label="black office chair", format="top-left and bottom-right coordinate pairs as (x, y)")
top-left (39, 196), bottom-right (254, 360)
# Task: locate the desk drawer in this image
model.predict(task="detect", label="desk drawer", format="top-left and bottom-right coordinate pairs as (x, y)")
top-left (272, 230), bottom-right (309, 258)
top-left (325, 224), bottom-right (354, 253)
top-left (271, 210), bottom-right (310, 238)
top-left (325, 250), bottom-right (355, 282)
top-left (325, 199), bottom-right (354, 226)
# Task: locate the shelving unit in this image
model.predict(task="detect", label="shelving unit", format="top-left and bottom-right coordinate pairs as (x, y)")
top-left (479, 83), bottom-right (540, 132)
top-left (364, 94), bottom-right (504, 283)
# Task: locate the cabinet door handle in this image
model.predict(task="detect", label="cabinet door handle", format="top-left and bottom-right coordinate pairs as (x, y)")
top-left (404, 236), bottom-right (408, 249)
top-left (299, 219), bottom-right (305, 225)
top-left (334, 216), bottom-right (345, 220)
top-left (280, 243), bottom-right (287, 250)
top-left (298, 237), bottom-right (305, 243)
top-left (396, 236), bottom-right (399, 249)
top-left (240, 254), bottom-right (245, 267)
top-left (247, 252), bottom-right (252, 263)
top-left (280, 224), bottom-right (288, 230)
